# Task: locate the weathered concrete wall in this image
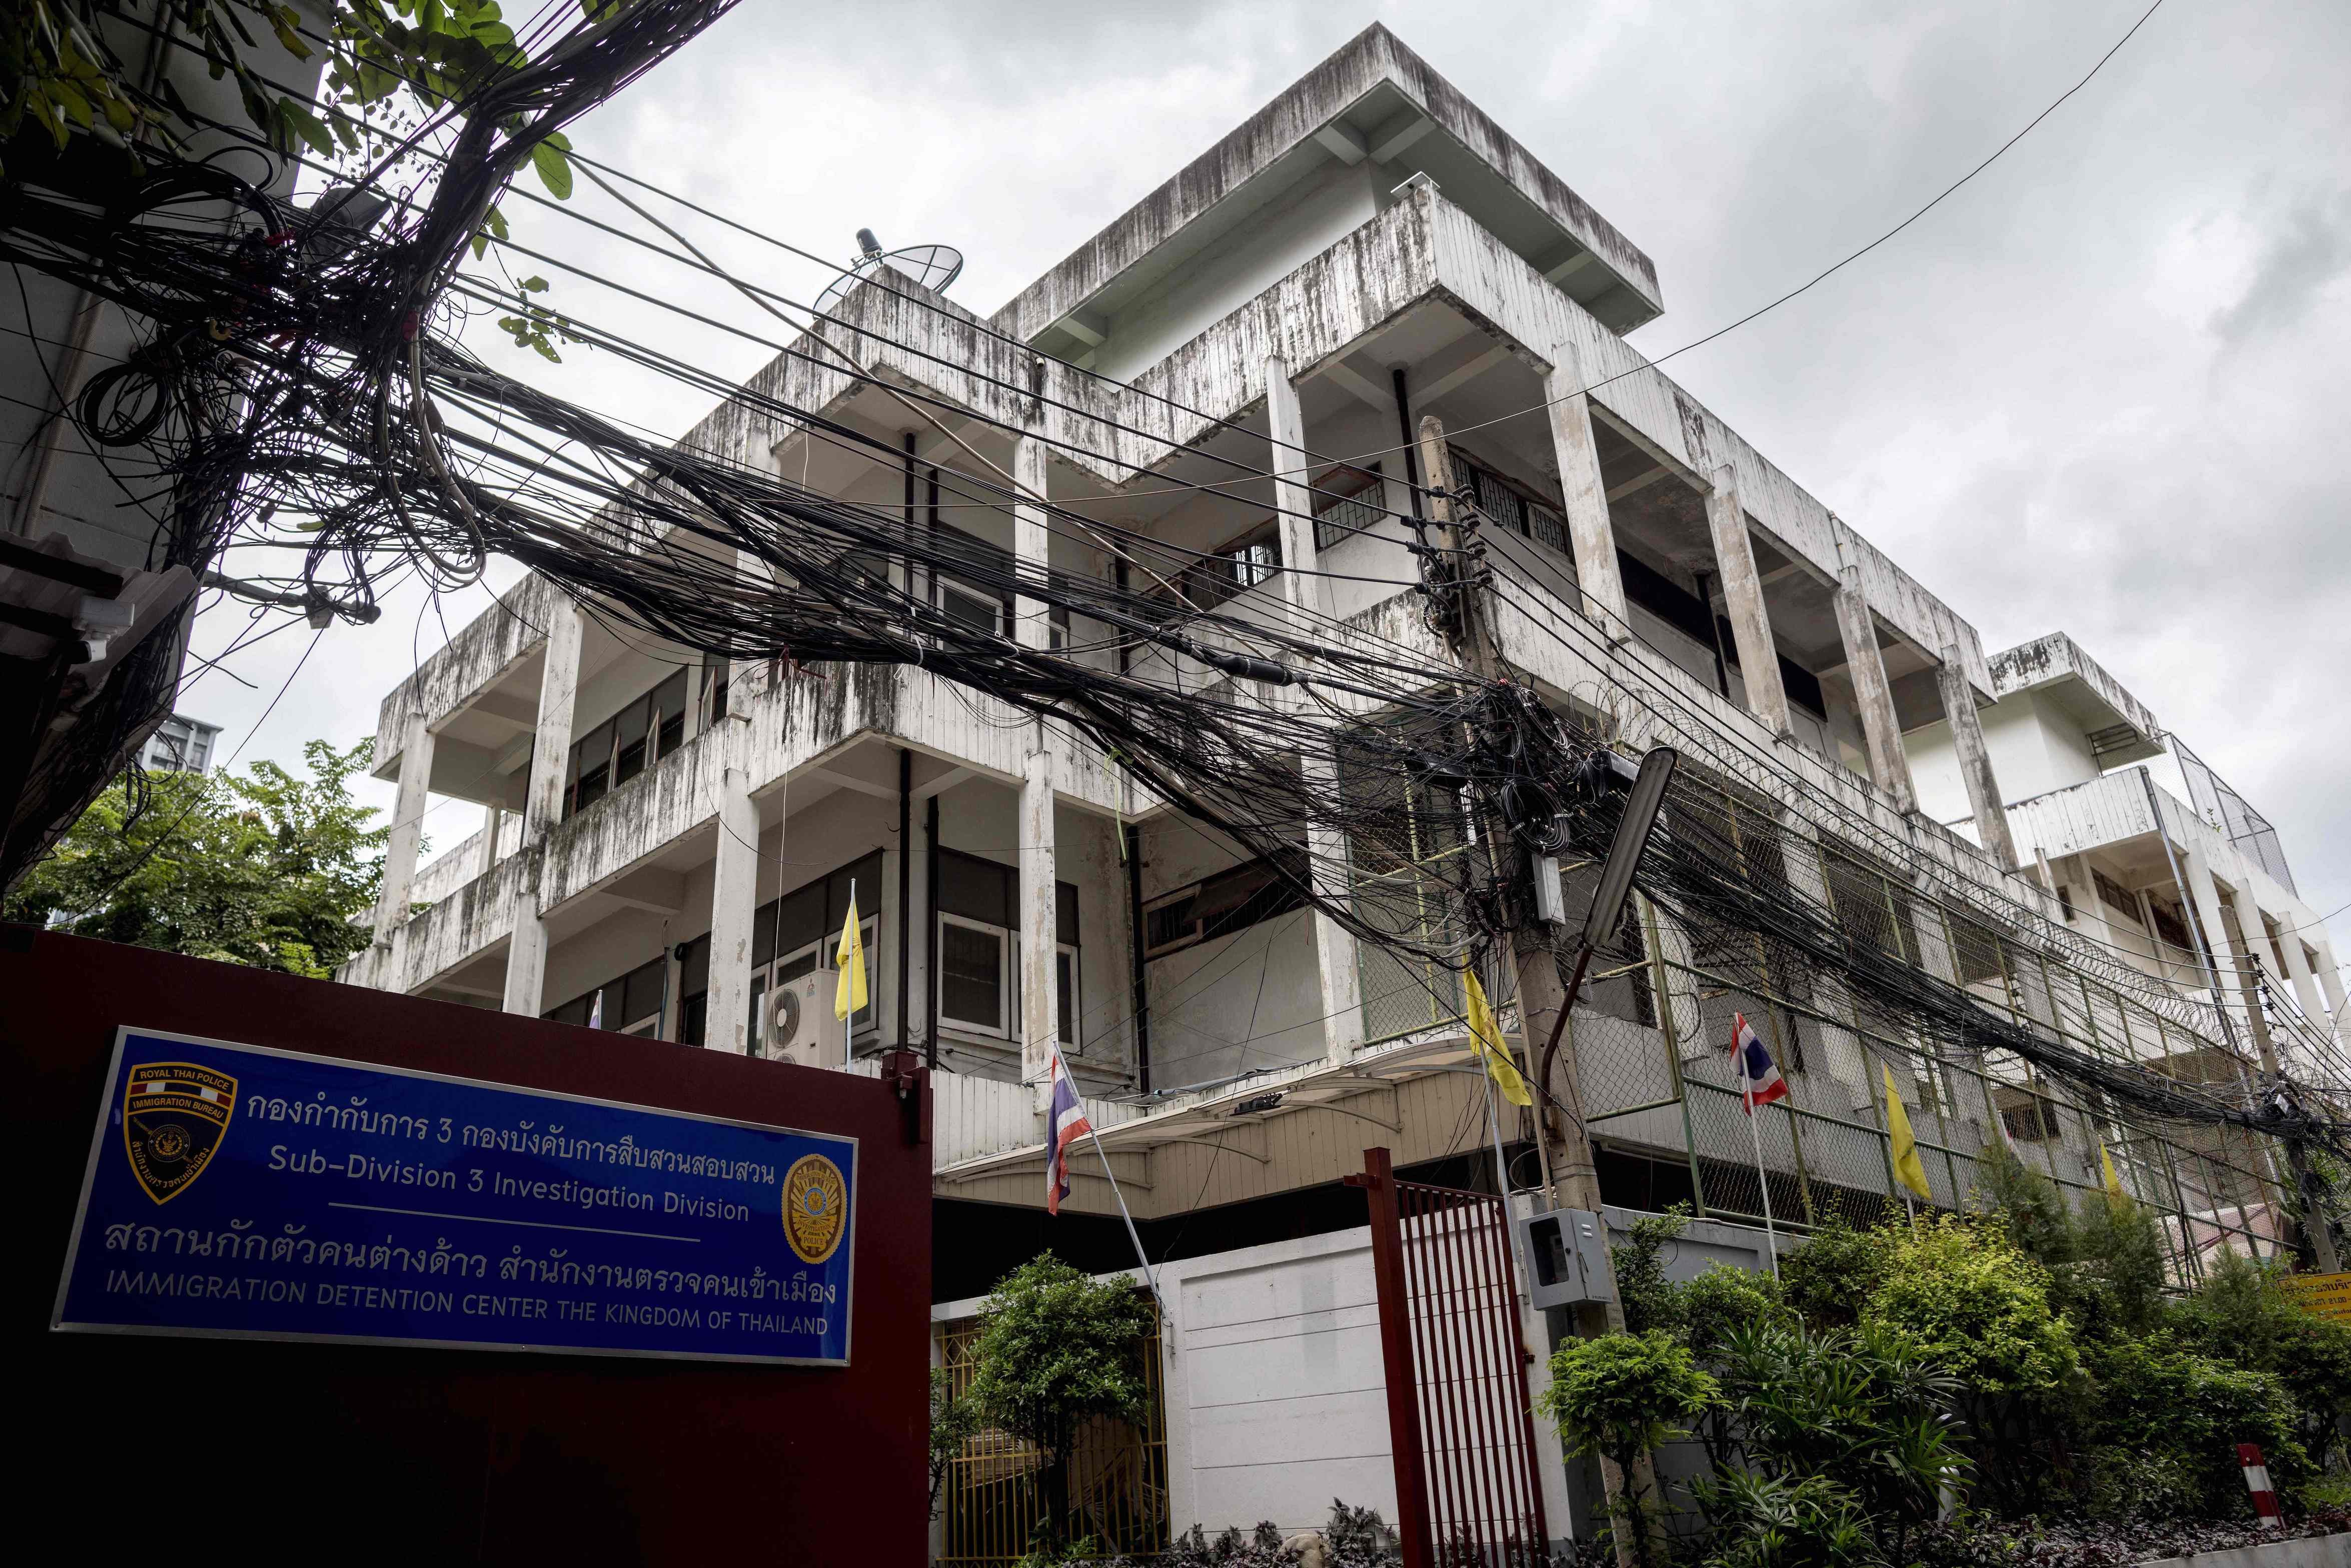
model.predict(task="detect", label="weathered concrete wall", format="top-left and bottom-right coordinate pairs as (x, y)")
top-left (1990, 630), bottom-right (2163, 742)
top-left (990, 22), bottom-right (1660, 349)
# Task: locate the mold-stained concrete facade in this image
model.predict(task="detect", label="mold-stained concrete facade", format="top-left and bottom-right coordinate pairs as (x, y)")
top-left (338, 22), bottom-right (2345, 1256)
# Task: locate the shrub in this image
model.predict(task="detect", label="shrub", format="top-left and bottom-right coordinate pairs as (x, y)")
top-left (1679, 1260), bottom-right (1796, 1361)
top-left (1611, 1205), bottom-right (1692, 1338)
top-left (1779, 1220), bottom-right (1887, 1331)
top-left (1537, 1331), bottom-right (1719, 1568)
top-left (1858, 1217), bottom-right (2079, 1401)
top-left (2079, 1337), bottom-right (2308, 1517)
top-left (1690, 1469), bottom-right (1876, 1568)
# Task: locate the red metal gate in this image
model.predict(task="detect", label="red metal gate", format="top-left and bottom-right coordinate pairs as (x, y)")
top-left (1349, 1146), bottom-right (1550, 1567)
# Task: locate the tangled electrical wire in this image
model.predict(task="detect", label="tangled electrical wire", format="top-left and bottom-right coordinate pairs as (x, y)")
top-left (6, 0), bottom-right (2345, 1179)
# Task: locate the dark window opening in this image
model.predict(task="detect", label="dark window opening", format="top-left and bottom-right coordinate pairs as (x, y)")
top-left (1143, 848), bottom-right (1309, 959)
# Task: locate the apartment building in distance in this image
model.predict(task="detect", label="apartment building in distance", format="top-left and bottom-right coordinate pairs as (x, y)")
top-left (338, 26), bottom-right (2347, 1552)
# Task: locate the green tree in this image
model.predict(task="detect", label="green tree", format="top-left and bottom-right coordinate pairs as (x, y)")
top-left (2175, 1249), bottom-right (2351, 1478)
top-left (1537, 1331), bottom-right (1718, 1568)
top-left (963, 1253), bottom-right (1155, 1555)
top-left (6, 738), bottom-right (387, 977)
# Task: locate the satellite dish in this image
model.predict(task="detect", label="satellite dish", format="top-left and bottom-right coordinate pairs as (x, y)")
top-left (813, 228), bottom-right (964, 320)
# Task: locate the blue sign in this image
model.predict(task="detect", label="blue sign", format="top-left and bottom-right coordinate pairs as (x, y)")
top-left (53, 1028), bottom-right (857, 1365)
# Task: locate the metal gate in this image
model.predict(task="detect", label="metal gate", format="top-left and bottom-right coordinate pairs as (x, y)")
top-left (1349, 1147), bottom-right (1550, 1567)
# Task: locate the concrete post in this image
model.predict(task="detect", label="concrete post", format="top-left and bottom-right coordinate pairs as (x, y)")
top-left (1934, 644), bottom-right (2017, 871)
top-left (1705, 465), bottom-right (1793, 739)
top-left (1012, 428), bottom-right (1052, 653)
top-left (1268, 356), bottom-right (1364, 1062)
top-left (705, 768), bottom-right (762, 1056)
top-left (1543, 342), bottom-right (1629, 636)
top-left (374, 713), bottom-right (434, 940)
top-left (1019, 744), bottom-right (1059, 1109)
top-left (1832, 566), bottom-right (1917, 814)
top-left (475, 803), bottom-right (502, 882)
top-left (502, 597), bottom-right (582, 1016)
top-left (2273, 915), bottom-right (2328, 1028)
top-left (2311, 936), bottom-right (2350, 1047)
top-left (1266, 356), bottom-right (1328, 621)
top-left (2180, 849), bottom-right (2250, 1037)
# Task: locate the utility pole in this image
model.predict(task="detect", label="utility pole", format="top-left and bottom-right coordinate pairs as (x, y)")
top-left (2228, 936), bottom-right (2341, 1275)
top-left (1417, 417), bottom-right (1642, 1561)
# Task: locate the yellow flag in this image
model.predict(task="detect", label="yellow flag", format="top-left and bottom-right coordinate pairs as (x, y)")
top-left (1882, 1064), bottom-right (1932, 1200)
top-left (2098, 1137), bottom-right (2127, 1200)
top-left (834, 890), bottom-right (868, 1021)
top-left (1464, 971), bottom-right (1533, 1108)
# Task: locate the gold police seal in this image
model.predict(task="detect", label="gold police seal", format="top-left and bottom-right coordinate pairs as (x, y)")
top-left (123, 1061), bottom-right (238, 1204)
top-left (782, 1152), bottom-right (847, 1265)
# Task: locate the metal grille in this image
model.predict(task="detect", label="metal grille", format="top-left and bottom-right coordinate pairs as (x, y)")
top-left (2174, 737), bottom-right (2297, 896)
top-left (1355, 1148), bottom-right (1548, 1568)
top-left (1558, 861), bottom-right (2296, 1283)
top-left (935, 1311), bottom-right (1168, 1566)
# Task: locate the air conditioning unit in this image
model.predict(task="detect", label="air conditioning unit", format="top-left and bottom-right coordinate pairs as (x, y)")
top-left (763, 970), bottom-right (844, 1069)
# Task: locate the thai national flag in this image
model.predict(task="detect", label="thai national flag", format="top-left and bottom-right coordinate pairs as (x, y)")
top-left (1045, 1046), bottom-right (1092, 1217)
top-left (1729, 1012), bottom-right (1789, 1115)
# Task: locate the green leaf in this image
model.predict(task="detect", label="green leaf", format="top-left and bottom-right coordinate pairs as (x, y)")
top-left (484, 204), bottom-right (509, 241)
top-left (48, 80), bottom-right (95, 130)
top-left (531, 138), bottom-right (572, 200)
top-left (519, 276), bottom-right (547, 293)
top-left (279, 98), bottom-right (335, 157)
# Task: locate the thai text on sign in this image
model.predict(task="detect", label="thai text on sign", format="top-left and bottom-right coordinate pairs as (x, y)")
top-left (53, 1029), bottom-right (857, 1364)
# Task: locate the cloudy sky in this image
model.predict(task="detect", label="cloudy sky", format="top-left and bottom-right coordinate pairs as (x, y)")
top-left (189, 0), bottom-right (2351, 958)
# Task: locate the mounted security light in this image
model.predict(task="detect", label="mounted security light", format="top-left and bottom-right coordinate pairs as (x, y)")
top-left (1583, 746), bottom-right (1678, 953)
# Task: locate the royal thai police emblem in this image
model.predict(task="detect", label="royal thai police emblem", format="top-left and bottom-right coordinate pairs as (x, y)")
top-left (782, 1153), bottom-right (847, 1265)
top-left (122, 1061), bottom-right (238, 1204)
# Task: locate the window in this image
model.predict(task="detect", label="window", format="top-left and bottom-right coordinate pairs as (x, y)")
top-left (938, 577), bottom-right (1005, 637)
top-left (2147, 898), bottom-right (2193, 956)
top-left (543, 955), bottom-right (671, 1037)
top-left (677, 934), bottom-right (710, 1047)
top-left (2000, 1098), bottom-right (2063, 1142)
top-left (565, 665), bottom-right (699, 818)
top-left (2091, 868), bottom-right (2141, 924)
top-left (1142, 849), bottom-right (1308, 959)
top-left (743, 851), bottom-right (884, 1056)
top-left (939, 914), bottom-right (1011, 1037)
top-left (934, 849), bottom-right (1081, 1044)
top-left (1048, 601), bottom-right (1070, 652)
top-left (1313, 464), bottom-right (1384, 554)
top-left (1944, 906), bottom-right (2004, 986)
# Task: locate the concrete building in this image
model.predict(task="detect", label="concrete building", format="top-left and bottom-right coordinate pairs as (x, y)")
top-left (141, 713), bottom-right (223, 777)
top-left (335, 25), bottom-right (2346, 1554)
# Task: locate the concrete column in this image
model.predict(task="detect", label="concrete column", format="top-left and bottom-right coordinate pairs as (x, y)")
top-left (502, 597), bottom-right (583, 1016)
top-left (1543, 343), bottom-right (1629, 635)
top-left (1705, 464), bottom-right (1792, 739)
top-left (2275, 923), bottom-right (2330, 1033)
top-left (1303, 747), bottom-right (1365, 1066)
top-left (373, 713), bottom-right (434, 940)
top-left (519, 602), bottom-right (583, 840)
top-left (1934, 645), bottom-right (2017, 871)
top-left (705, 768), bottom-right (762, 1056)
top-left (1269, 355), bottom-right (1364, 1061)
top-left (1832, 566), bottom-right (1917, 814)
top-left (2311, 936), bottom-right (2350, 1047)
top-left (1012, 427), bottom-right (1052, 653)
top-left (2180, 849), bottom-right (2246, 1034)
top-left (475, 804), bottom-right (502, 882)
top-left (1019, 744), bottom-right (1059, 1107)
top-left (1266, 356), bottom-right (1330, 622)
